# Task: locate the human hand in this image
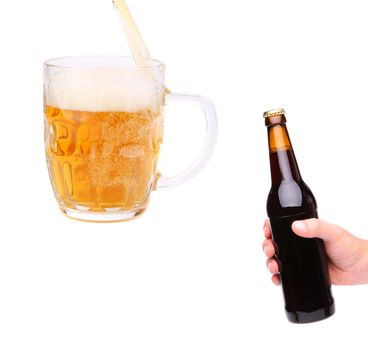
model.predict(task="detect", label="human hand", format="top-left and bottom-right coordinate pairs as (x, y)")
top-left (262, 218), bottom-right (368, 285)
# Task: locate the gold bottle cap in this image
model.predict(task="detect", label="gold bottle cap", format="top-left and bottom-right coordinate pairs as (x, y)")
top-left (263, 109), bottom-right (285, 118)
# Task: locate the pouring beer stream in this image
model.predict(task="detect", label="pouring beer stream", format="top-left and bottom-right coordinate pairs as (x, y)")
top-left (112, 0), bottom-right (154, 69)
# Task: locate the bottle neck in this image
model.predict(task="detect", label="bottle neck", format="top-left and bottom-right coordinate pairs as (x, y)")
top-left (267, 124), bottom-right (302, 185)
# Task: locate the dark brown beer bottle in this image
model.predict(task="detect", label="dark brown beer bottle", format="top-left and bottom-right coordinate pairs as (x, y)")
top-left (265, 109), bottom-right (335, 323)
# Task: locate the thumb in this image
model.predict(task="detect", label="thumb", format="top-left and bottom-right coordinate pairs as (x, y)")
top-left (292, 218), bottom-right (344, 243)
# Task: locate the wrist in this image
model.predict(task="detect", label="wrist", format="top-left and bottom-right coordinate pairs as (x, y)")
top-left (358, 239), bottom-right (368, 284)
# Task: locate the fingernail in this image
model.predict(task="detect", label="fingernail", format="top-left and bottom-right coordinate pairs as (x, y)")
top-left (293, 221), bottom-right (306, 233)
top-left (263, 246), bottom-right (269, 255)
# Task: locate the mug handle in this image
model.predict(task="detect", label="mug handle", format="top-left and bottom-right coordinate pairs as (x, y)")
top-left (155, 90), bottom-right (218, 189)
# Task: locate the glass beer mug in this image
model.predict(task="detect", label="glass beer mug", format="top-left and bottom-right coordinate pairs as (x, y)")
top-left (43, 56), bottom-right (217, 222)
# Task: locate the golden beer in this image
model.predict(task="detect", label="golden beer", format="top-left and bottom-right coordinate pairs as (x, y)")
top-left (44, 105), bottom-right (163, 212)
top-left (44, 56), bottom-right (217, 221)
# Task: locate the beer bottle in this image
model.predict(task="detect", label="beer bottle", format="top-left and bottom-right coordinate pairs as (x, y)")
top-left (264, 109), bottom-right (335, 323)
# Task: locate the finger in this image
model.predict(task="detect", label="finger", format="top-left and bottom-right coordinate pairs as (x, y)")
top-left (264, 219), bottom-right (271, 238)
top-left (271, 274), bottom-right (281, 286)
top-left (267, 258), bottom-right (280, 274)
top-left (262, 239), bottom-right (276, 258)
top-left (291, 218), bottom-right (345, 243)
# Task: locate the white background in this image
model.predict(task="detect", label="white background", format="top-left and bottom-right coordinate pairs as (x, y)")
top-left (1, 0), bottom-right (368, 349)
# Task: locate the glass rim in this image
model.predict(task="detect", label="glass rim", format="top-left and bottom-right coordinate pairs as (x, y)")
top-left (43, 55), bottom-right (165, 71)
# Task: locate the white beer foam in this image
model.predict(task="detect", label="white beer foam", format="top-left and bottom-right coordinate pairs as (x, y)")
top-left (47, 68), bottom-right (158, 112)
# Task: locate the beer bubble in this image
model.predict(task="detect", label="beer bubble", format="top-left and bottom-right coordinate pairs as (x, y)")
top-left (47, 68), bottom-right (158, 113)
